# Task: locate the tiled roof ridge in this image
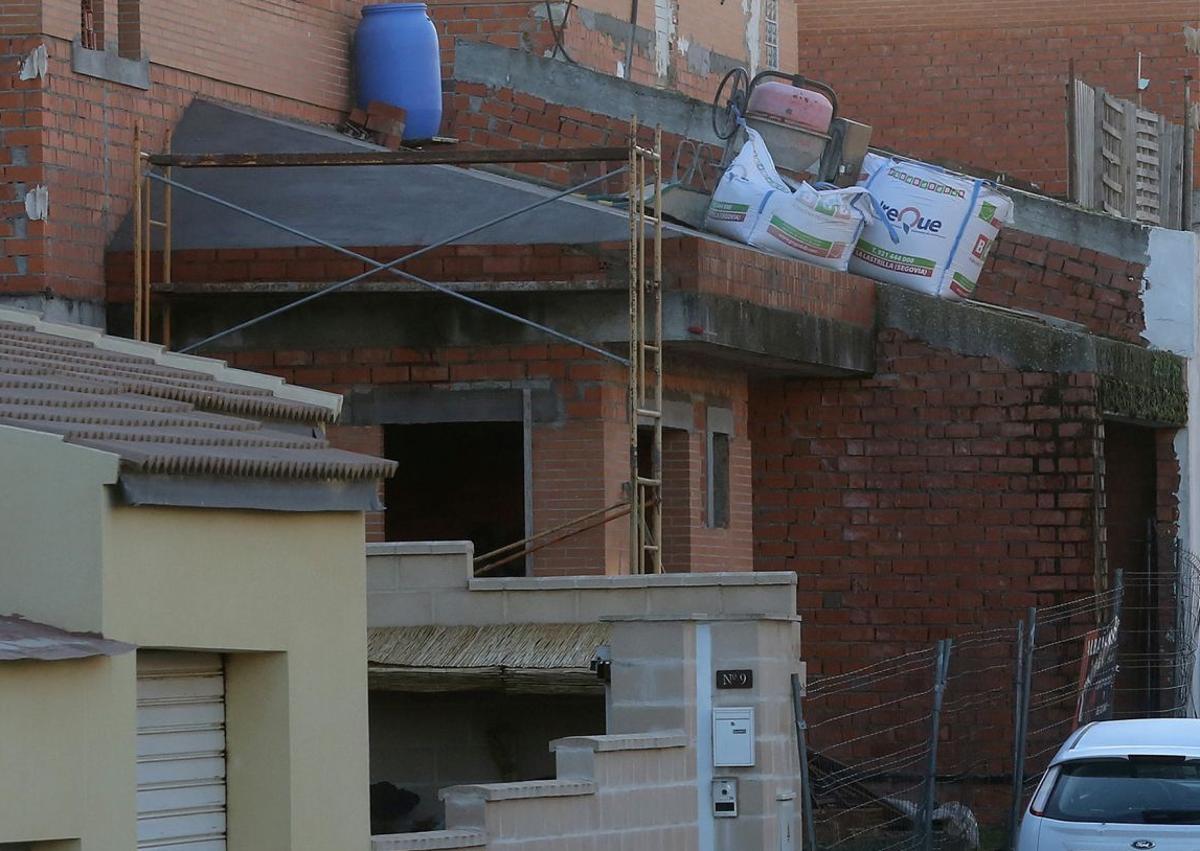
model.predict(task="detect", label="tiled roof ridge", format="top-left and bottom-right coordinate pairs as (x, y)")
top-left (0, 308), bottom-right (398, 490)
top-left (0, 308), bottom-right (343, 422)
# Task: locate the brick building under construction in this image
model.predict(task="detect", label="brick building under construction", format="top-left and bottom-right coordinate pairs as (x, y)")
top-left (4, 0), bottom-right (1196, 688)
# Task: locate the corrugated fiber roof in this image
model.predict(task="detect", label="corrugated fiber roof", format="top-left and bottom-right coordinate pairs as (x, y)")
top-left (0, 614), bottom-right (135, 661)
top-left (0, 309), bottom-right (396, 482)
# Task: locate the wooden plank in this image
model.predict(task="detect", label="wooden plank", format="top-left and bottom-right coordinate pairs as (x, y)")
top-left (1092, 86), bottom-right (1108, 211)
top-left (1121, 99), bottom-right (1139, 220)
top-left (1068, 65), bottom-right (1079, 203)
top-left (147, 147), bottom-right (633, 167)
top-left (1080, 79), bottom-right (1099, 207)
top-left (1162, 121), bottom-right (1185, 229)
top-left (1138, 114), bottom-right (1164, 225)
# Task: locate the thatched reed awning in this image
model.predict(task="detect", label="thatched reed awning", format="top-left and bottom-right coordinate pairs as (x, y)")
top-left (367, 623), bottom-right (610, 695)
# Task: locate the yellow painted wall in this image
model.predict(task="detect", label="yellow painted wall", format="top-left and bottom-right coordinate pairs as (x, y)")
top-left (0, 655), bottom-right (134, 849)
top-left (0, 425), bottom-right (371, 850)
top-left (0, 425), bottom-right (117, 632)
top-left (103, 506), bottom-right (370, 851)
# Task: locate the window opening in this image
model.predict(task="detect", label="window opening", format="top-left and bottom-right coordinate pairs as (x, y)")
top-left (764, 0), bottom-right (779, 70)
top-left (81, 0), bottom-right (101, 50)
top-left (384, 422), bottom-right (527, 576)
top-left (707, 431), bottom-right (730, 529)
top-left (117, 0), bottom-right (141, 59)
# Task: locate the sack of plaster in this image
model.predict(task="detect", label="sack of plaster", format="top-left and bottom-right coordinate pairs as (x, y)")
top-left (704, 126), bottom-right (794, 244)
top-left (850, 156), bottom-right (1013, 298)
top-left (857, 151), bottom-right (889, 184)
top-left (748, 183), bottom-right (875, 272)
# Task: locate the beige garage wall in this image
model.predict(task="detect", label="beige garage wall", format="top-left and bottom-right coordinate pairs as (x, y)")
top-left (103, 506), bottom-right (371, 851)
top-left (0, 655), bottom-right (134, 850)
top-left (0, 426), bottom-right (117, 633)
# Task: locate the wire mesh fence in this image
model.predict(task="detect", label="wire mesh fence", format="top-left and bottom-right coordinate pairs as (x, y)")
top-left (795, 543), bottom-right (1200, 851)
top-left (801, 643), bottom-right (945, 851)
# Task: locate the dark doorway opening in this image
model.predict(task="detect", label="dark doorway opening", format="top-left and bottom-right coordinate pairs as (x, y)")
top-left (1103, 422), bottom-right (1160, 714)
top-left (384, 422), bottom-right (526, 575)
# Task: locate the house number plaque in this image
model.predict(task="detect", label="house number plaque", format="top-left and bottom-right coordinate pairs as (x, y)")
top-left (715, 669), bottom-right (753, 689)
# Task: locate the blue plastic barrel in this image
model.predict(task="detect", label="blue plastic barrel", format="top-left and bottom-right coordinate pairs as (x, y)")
top-left (354, 3), bottom-right (443, 140)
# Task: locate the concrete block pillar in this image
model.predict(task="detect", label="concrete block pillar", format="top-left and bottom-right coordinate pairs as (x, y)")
top-left (606, 615), bottom-right (804, 851)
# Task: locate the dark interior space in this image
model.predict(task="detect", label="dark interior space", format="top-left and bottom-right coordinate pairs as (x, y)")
top-left (369, 690), bottom-right (606, 832)
top-left (636, 424), bottom-right (663, 565)
top-left (384, 422), bottom-right (526, 575)
top-left (1102, 421), bottom-right (1160, 714)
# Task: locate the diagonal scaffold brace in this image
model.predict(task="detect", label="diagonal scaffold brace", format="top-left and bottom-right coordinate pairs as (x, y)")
top-left (143, 168), bottom-right (633, 365)
top-left (136, 132), bottom-right (664, 575)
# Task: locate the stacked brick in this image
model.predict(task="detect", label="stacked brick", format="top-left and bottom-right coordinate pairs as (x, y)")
top-left (106, 242), bottom-right (621, 299)
top-left (975, 230), bottom-right (1147, 344)
top-left (442, 81), bottom-right (724, 189)
top-left (106, 237), bottom-right (879, 331)
top-left (751, 330), bottom-right (1105, 674)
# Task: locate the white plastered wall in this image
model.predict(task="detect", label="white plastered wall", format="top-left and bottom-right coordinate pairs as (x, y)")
top-left (1141, 226), bottom-right (1200, 716)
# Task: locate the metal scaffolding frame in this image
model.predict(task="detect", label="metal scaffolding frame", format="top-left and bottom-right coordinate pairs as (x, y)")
top-left (627, 119), bottom-right (664, 575)
top-left (130, 125), bottom-right (664, 574)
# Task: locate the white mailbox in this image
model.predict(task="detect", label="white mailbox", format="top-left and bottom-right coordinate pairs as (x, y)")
top-left (712, 706), bottom-right (755, 767)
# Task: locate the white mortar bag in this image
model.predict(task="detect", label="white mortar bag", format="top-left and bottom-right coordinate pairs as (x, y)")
top-left (850, 157), bottom-right (1014, 298)
top-left (857, 151), bottom-right (889, 184)
top-left (749, 183), bottom-right (876, 271)
top-left (704, 126), bottom-right (793, 243)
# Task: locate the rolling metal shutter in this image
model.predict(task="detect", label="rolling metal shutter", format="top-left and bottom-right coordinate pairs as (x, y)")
top-left (136, 651), bottom-right (227, 851)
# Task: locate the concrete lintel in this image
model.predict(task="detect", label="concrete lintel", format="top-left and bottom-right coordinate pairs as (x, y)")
top-left (468, 570), bottom-right (797, 592)
top-left (453, 40), bottom-right (723, 147)
top-left (0, 294), bottom-right (105, 329)
top-left (166, 289), bottom-right (875, 378)
top-left (879, 285), bottom-right (1187, 425)
top-left (343, 386), bottom-right (561, 427)
top-left (1010, 189), bottom-right (1150, 265)
top-left (366, 541), bottom-right (474, 557)
top-left (71, 39), bottom-right (150, 90)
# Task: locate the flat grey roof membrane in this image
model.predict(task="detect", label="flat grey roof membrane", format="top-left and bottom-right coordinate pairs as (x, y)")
top-left (113, 100), bottom-right (691, 251)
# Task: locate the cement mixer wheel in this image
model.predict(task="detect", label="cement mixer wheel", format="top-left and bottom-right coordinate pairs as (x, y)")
top-left (712, 66), bottom-right (750, 141)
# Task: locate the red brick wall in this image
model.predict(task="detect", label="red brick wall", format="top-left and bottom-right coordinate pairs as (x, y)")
top-left (107, 243), bottom-right (617, 300)
top-left (220, 341), bottom-right (755, 575)
top-left (797, 0), bottom-right (1199, 195)
top-left (973, 229), bottom-right (1147, 344)
top-left (1155, 427), bottom-right (1181, 572)
top-left (108, 237), bottom-right (878, 332)
top-left (442, 80), bottom-right (726, 189)
top-left (656, 371), bottom-right (755, 574)
top-left (752, 329), bottom-right (1103, 675)
top-left (0, 37), bottom-right (46, 290)
top-left (4, 35), bottom-right (346, 309)
top-left (0, 4), bottom-right (40, 34)
top-left (676, 240), bottom-right (877, 327)
top-left (41, 0), bottom-right (362, 110)
top-left (429, 0), bottom-right (799, 104)
top-left (327, 423), bottom-right (386, 541)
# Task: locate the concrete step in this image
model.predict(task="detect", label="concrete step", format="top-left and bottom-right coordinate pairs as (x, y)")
top-left (371, 829), bottom-right (488, 850)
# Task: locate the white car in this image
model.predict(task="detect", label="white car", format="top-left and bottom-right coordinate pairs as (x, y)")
top-left (1018, 718), bottom-right (1200, 851)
